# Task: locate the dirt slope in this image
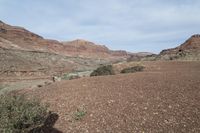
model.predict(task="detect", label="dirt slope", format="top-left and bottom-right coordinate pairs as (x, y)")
top-left (25, 61), bottom-right (200, 133)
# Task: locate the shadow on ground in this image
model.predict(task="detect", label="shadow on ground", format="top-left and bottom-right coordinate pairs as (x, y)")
top-left (29, 113), bottom-right (62, 133)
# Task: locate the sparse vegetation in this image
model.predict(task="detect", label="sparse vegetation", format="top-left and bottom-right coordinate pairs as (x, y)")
top-left (62, 73), bottom-right (80, 80)
top-left (0, 94), bottom-right (49, 133)
top-left (74, 109), bottom-right (87, 120)
top-left (90, 65), bottom-right (115, 76)
top-left (120, 65), bottom-right (145, 73)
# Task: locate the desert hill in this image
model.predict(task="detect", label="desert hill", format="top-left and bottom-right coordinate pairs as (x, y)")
top-left (0, 21), bottom-right (129, 59)
top-left (62, 39), bottom-right (128, 58)
top-left (159, 34), bottom-right (200, 60)
top-left (1, 20), bottom-right (200, 84)
top-left (0, 21), bottom-right (64, 54)
top-left (0, 21), bottom-right (126, 82)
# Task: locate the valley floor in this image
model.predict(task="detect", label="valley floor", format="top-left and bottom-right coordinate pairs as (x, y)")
top-left (23, 61), bottom-right (200, 133)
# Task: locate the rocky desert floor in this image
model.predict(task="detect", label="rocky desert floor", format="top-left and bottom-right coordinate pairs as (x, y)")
top-left (21, 61), bottom-right (200, 133)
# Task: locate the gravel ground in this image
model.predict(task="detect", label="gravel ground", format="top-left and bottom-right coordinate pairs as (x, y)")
top-left (26, 61), bottom-right (200, 133)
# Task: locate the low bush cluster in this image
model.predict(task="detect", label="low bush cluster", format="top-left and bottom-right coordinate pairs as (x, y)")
top-left (90, 65), bottom-right (115, 76)
top-left (0, 94), bottom-right (49, 133)
top-left (120, 65), bottom-right (145, 74)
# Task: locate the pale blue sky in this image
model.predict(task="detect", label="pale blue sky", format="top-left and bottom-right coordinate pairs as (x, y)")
top-left (0, 0), bottom-right (200, 53)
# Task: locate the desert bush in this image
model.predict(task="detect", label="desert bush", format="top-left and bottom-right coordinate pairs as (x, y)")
top-left (90, 65), bottom-right (115, 76)
top-left (0, 94), bottom-right (49, 133)
top-left (120, 65), bottom-right (145, 74)
top-left (62, 73), bottom-right (80, 80)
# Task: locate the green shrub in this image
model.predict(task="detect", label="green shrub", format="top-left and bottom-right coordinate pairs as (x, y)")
top-left (90, 65), bottom-right (115, 76)
top-left (120, 65), bottom-right (145, 74)
top-left (0, 94), bottom-right (49, 133)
